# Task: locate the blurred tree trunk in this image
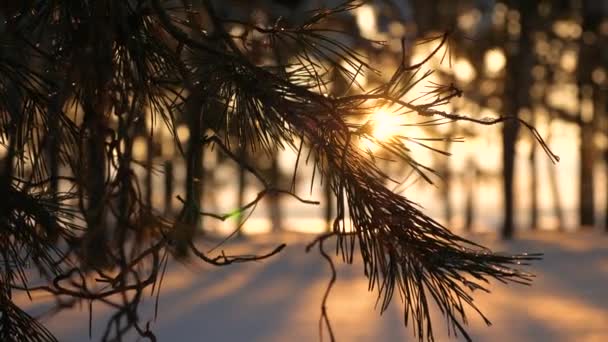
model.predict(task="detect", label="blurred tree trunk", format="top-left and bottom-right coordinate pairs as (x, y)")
top-left (548, 158), bottom-right (565, 230)
top-left (578, 87), bottom-right (595, 228)
top-left (236, 147), bottom-right (246, 236)
top-left (81, 95), bottom-right (109, 267)
top-left (501, 1), bottom-right (535, 239)
top-left (268, 150), bottom-right (282, 231)
top-left (145, 133), bottom-right (154, 211)
top-left (577, 0), bottom-right (603, 228)
top-left (411, 0), bottom-right (452, 33)
top-left (324, 180), bottom-right (333, 232)
top-left (605, 148), bottom-right (608, 232)
top-left (441, 142), bottom-right (452, 226)
top-left (529, 126), bottom-right (539, 230)
top-left (602, 94), bottom-right (608, 233)
top-left (176, 94), bottom-right (205, 255)
top-left (176, 0), bottom-right (208, 251)
top-left (463, 158), bottom-right (476, 232)
top-left (546, 122), bottom-right (565, 230)
top-left (44, 75), bottom-right (71, 205)
top-left (46, 99), bottom-right (61, 204)
top-left (116, 109), bottom-right (135, 253)
top-left (501, 43), bottom-right (519, 238)
top-left (164, 160), bottom-right (174, 216)
top-left (80, 3), bottom-right (114, 266)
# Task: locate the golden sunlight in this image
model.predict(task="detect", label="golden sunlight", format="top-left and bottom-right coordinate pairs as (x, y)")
top-left (453, 58), bottom-right (476, 84)
top-left (484, 48), bottom-right (506, 76)
top-left (369, 109), bottom-right (403, 141)
top-left (361, 109), bottom-right (404, 151)
top-left (355, 4), bottom-right (378, 40)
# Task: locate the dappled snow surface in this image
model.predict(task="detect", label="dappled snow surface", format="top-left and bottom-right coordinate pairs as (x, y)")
top-left (16, 231), bottom-right (608, 341)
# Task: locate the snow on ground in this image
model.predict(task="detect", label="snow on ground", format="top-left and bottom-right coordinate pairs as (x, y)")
top-left (16, 231), bottom-right (608, 341)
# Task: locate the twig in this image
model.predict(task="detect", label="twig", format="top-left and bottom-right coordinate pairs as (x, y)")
top-left (318, 238), bottom-right (336, 342)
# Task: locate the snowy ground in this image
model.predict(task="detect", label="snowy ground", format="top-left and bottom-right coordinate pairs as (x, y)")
top-left (16, 230), bottom-right (608, 341)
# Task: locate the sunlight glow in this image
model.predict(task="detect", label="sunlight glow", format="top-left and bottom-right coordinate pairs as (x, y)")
top-left (360, 109), bottom-right (404, 152)
top-left (484, 48), bottom-right (506, 76)
top-left (457, 9), bottom-right (481, 32)
top-left (592, 68), bottom-right (606, 85)
top-left (560, 49), bottom-right (578, 72)
top-left (553, 20), bottom-right (582, 39)
top-left (369, 109), bottom-right (403, 141)
top-left (355, 5), bottom-right (377, 40)
top-left (453, 58), bottom-right (476, 84)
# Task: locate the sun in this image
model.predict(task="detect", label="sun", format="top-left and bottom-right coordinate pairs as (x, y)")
top-left (361, 109), bottom-right (403, 151)
top-left (370, 109), bottom-right (402, 141)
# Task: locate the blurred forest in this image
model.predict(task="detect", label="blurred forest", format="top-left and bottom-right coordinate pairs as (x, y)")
top-left (1, 0), bottom-right (607, 341)
top-left (117, 0), bottom-right (607, 239)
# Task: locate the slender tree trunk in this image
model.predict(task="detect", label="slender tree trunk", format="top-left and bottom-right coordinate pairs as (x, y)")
top-left (577, 1), bottom-right (602, 228)
top-left (199, 145), bottom-right (205, 232)
top-left (115, 110), bottom-right (135, 264)
top-left (529, 134), bottom-right (539, 230)
top-left (602, 94), bottom-right (608, 233)
top-left (164, 160), bottom-right (174, 216)
top-left (81, 97), bottom-right (109, 267)
top-left (47, 110), bottom-right (60, 203)
top-left (463, 158), bottom-right (476, 232)
top-left (501, 1), bottom-right (535, 239)
top-left (145, 134), bottom-right (154, 211)
top-left (80, 4), bottom-right (114, 266)
top-left (236, 147), bottom-right (246, 235)
top-left (324, 180), bottom-right (333, 232)
top-left (548, 158), bottom-right (565, 230)
top-left (268, 151), bottom-right (282, 231)
top-left (547, 126), bottom-right (565, 230)
top-left (502, 120), bottom-right (517, 239)
top-left (178, 0), bottom-right (208, 242)
top-left (175, 95), bottom-right (204, 255)
top-left (442, 141), bottom-right (452, 226)
top-left (605, 149), bottom-right (608, 232)
top-left (578, 85), bottom-right (595, 228)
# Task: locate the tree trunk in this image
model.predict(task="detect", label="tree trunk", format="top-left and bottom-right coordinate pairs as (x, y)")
top-left (577, 1), bottom-right (602, 228)
top-left (602, 94), bottom-right (608, 233)
top-left (548, 156), bottom-right (565, 230)
top-left (502, 120), bottom-right (518, 239)
top-left (115, 111), bottom-right (135, 260)
top-left (236, 147), bottom-right (246, 235)
top-left (547, 125), bottom-right (565, 230)
top-left (605, 149), bottom-right (608, 232)
top-left (463, 158), bottom-right (476, 232)
top-left (268, 151), bottom-right (282, 231)
top-left (501, 1), bottom-right (535, 239)
top-left (81, 96), bottom-right (109, 267)
top-left (164, 160), bottom-right (174, 216)
top-left (145, 134), bottom-right (154, 211)
top-left (324, 180), bottom-right (333, 232)
top-left (175, 95), bottom-right (204, 255)
top-left (47, 108), bottom-right (60, 204)
top-left (442, 142), bottom-right (452, 227)
top-left (578, 85), bottom-right (595, 228)
top-left (529, 135), bottom-right (538, 230)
